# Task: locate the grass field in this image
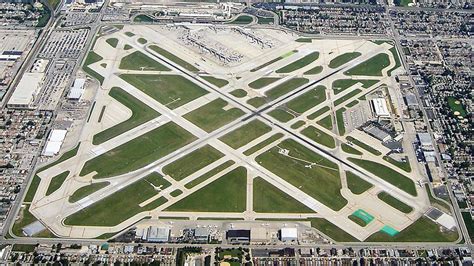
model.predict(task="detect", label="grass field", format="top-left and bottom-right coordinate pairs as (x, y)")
top-left (341, 144), bottom-right (362, 155)
top-left (286, 85), bottom-right (326, 114)
top-left (309, 218), bottom-right (359, 242)
top-left (124, 44), bottom-right (132, 50)
top-left (266, 78), bottom-right (309, 100)
top-left (64, 173), bottom-right (170, 226)
top-left (329, 52), bottom-right (362, 68)
top-left (366, 217), bottom-right (458, 242)
top-left (92, 87), bottom-right (160, 145)
top-left (81, 122), bottom-right (196, 179)
top-left (250, 58), bottom-right (281, 72)
top-left (334, 89), bottom-right (362, 106)
top-left (268, 109), bottom-right (294, 122)
top-left (106, 38), bottom-right (118, 48)
top-left (383, 156), bottom-right (412, 172)
top-left (346, 100), bottom-right (359, 108)
top-left (119, 51), bottom-right (170, 71)
top-left (170, 190), bottom-right (183, 197)
top-left (336, 108), bottom-right (346, 136)
top-left (228, 15), bottom-right (253, 24)
top-left (149, 45), bottom-right (199, 72)
top-left (378, 192), bottom-right (413, 213)
top-left (256, 139), bottom-right (346, 210)
top-left (45, 171), bottom-right (70, 196)
top-left (303, 66), bottom-right (323, 75)
top-left (317, 115), bottom-right (333, 130)
top-left (83, 51), bottom-right (104, 84)
top-left (257, 16), bottom-right (274, 24)
top-left (248, 77), bottom-right (280, 89)
top-left (243, 133), bottom-right (284, 156)
top-left (166, 167), bottom-right (247, 212)
top-left (162, 145), bottom-right (224, 181)
top-left (387, 46), bottom-right (401, 76)
top-left (201, 76), bottom-right (229, 88)
top-left (291, 120), bottom-right (305, 129)
top-left (184, 98), bottom-right (244, 133)
top-left (344, 53), bottom-right (390, 76)
top-left (307, 106), bottom-right (330, 120)
top-left (247, 97), bottom-right (267, 108)
top-left (69, 182), bottom-right (110, 203)
top-left (276, 52), bottom-right (319, 73)
top-left (250, 50), bottom-right (297, 72)
top-left (349, 215), bottom-right (367, 227)
top-left (253, 177), bottom-right (314, 213)
top-left (120, 74), bottom-right (208, 109)
top-left (348, 158), bottom-right (417, 196)
top-left (230, 89), bottom-right (247, 98)
top-left (220, 119), bottom-right (271, 149)
top-left (137, 38), bottom-right (147, 44)
top-left (346, 136), bottom-right (382, 155)
top-left (184, 160), bottom-right (235, 189)
top-left (301, 126), bottom-right (336, 149)
top-left (24, 175), bottom-right (41, 203)
top-left (295, 38), bottom-right (312, 43)
top-left (346, 171), bottom-right (373, 194)
top-left (332, 79), bottom-right (378, 95)
top-left (134, 14), bottom-right (154, 22)
top-left (447, 96), bottom-right (467, 117)
top-left (125, 32), bottom-right (135, 37)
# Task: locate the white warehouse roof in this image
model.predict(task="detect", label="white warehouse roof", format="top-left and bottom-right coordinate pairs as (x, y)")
top-left (7, 72), bottom-right (44, 108)
top-left (281, 227), bottom-right (297, 240)
top-left (43, 129), bottom-right (67, 157)
top-left (68, 78), bottom-right (86, 100)
top-left (371, 98), bottom-right (390, 117)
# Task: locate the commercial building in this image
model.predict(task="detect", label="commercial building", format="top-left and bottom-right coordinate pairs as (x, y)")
top-left (364, 124), bottom-right (392, 142)
top-left (251, 227), bottom-right (269, 243)
top-left (193, 228), bottom-right (209, 243)
top-left (146, 227), bottom-right (170, 242)
top-left (7, 72), bottom-right (44, 109)
top-left (371, 98), bottom-right (391, 118)
top-left (280, 228), bottom-right (298, 242)
top-left (43, 129), bottom-right (68, 157)
top-left (226, 229), bottom-right (250, 244)
top-left (67, 78), bottom-right (86, 100)
top-left (418, 132), bottom-right (434, 151)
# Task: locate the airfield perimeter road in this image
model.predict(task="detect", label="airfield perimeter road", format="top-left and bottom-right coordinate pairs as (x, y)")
top-left (2, 4), bottom-right (470, 248)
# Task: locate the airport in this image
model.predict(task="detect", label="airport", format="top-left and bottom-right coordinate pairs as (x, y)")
top-left (0, 0), bottom-right (472, 263)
